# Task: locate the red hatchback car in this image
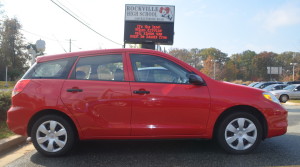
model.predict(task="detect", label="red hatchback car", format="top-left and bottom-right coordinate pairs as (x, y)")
top-left (7, 49), bottom-right (287, 156)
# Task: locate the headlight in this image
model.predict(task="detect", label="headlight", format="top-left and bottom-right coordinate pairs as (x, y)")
top-left (263, 92), bottom-right (281, 104)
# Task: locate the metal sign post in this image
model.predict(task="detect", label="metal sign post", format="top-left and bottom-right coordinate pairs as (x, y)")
top-left (5, 66), bottom-right (8, 87)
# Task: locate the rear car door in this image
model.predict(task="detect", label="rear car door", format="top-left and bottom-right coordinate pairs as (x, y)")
top-left (61, 53), bottom-right (132, 138)
top-left (128, 53), bottom-right (211, 136)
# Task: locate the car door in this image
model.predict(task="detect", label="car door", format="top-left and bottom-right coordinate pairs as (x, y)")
top-left (290, 86), bottom-right (300, 99)
top-left (128, 53), bottom-right (211, 136)
top-left (61, 53), bottom-right (132, 138)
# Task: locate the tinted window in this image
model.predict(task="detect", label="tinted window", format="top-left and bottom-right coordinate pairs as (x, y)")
top-left (130, 54), bottom-right (190, 83)
top-left (74, 54), bottom-right (124, 81)
top-left (23, 57), bottom-right (76, 79)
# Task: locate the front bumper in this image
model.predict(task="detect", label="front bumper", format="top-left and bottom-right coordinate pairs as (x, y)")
top-left (265, 104), bottom-right (288, 138)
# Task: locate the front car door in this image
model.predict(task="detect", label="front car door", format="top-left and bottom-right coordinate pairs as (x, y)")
top-left (290, 85), bottom-right (300, 99)
top-left (128, 53), bottom-right (211, 137)
top-left (61, 53), bottom-right (132, 138)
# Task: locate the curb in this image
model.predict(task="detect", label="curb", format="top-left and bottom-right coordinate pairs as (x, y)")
top-left (0, 135), bottom-right (27, 153)
top-left (284, 102), bottom-right (300, 106)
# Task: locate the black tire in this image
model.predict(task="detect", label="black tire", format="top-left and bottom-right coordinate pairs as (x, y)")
top-left (279, 95), bottom-right (289, 103)
top-left (31, 115), bottom-right (76, 157)
top-left (216, 112), bottom-right (262, 154)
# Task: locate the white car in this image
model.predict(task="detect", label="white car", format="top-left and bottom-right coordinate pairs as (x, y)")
top-left (263, 84), bottom-right (288, 92)
top-left (270, 84), bottom-right (300, 103)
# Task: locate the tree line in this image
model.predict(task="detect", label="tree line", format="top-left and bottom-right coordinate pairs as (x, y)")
top-left (168, 48), bottom-right (300, 82)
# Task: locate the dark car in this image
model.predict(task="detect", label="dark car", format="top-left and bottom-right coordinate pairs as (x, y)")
top-left (285, 81), bottom-right (300, 85)
top-left (7, 49), bottom-right (287, 156)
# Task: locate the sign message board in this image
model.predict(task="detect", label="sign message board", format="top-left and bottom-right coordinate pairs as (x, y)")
top-left (124, 4), bottom-right (175, 45)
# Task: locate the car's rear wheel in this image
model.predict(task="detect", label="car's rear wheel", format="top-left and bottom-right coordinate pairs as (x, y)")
top-left (279, 95), bottom-right (289, 103)
top-left (31, 115), bottom-right (76, 156)
top-left (216, 112), bottom-right (262, 154)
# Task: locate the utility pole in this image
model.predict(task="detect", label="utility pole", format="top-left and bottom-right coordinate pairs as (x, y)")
top-left (213, 60), bottom-right (216, 80)
top-left (290, 52), bottom-right (297, 81)
top-left (67, 39), bottom-right (76, 52)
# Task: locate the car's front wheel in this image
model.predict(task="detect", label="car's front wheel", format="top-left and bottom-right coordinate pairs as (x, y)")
top-left (216, 112), bottom-right (262, 154)
top-left (279, 95), bottom-right (289, 103)
top-left (31, 115), bottom-right (76, 156)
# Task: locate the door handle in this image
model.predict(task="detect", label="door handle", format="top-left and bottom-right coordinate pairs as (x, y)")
top-left (133, 90), bottom-right (150, 94)
top-left (67, 89), bottom-right (83, 92)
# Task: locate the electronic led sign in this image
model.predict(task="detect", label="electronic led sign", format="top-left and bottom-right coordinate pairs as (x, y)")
top-left (124, 4), bottom-right (175, 45)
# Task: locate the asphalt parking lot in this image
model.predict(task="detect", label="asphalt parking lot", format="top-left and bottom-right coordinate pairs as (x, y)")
top-left (1, 103), bottom-right (300, 167)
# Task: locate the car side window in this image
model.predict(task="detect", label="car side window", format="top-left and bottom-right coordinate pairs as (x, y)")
top-left (296, 86), bottom-right (300, 91)
top-left (74, 54), bottom-right (124, 81)
top-left (23, 57), bottom-right (76, 79)
top-left (130, 54), bottom-right (190, 84)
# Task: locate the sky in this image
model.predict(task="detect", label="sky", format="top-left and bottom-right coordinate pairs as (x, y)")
top-left (2, 0), bottom-right (300, 56)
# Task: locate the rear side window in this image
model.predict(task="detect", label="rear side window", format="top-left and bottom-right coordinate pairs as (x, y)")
top-left (71, 54), bottom-right (124, 81)
top-left (23, 57), bottom-right (77, 79)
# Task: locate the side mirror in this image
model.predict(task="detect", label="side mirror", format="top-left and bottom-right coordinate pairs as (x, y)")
top-left (188, 74), bottom-right (206, 85)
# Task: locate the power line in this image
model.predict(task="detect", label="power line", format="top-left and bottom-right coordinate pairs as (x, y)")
top-left (56, 0), bottom-right (90, 26)
top-left (21, 29), bottom-right (68, 53)
top-left (21, 29), bottom-right (58, 41)
top-left (50, 0), bottom-right (122, 46)
top-left (53, 35), bottom-right (67, 53)
top-left (59, 0), bottom-right (93, 26)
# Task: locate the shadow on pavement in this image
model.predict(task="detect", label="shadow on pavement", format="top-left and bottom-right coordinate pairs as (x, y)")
top-left (24, 135), bottom-right (300, 167)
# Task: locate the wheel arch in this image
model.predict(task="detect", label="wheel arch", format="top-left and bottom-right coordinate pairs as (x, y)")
top-left (27, 109), bottom-right (79, 139)
top-left (213, 105), bottom-right (268, 140)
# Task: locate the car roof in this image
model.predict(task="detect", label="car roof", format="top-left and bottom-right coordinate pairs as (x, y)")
top-left (285, 84), bottom-right (300, 87)
top-left (36, 48), bottom-right (166, 63)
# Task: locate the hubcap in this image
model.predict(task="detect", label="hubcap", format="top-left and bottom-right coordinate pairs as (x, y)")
top-left (281, 96), bottom-right (288, 102)
top-left (36, 120), bottom-right (67, 152)
top-left (225, 118), bottom-right (257, 150)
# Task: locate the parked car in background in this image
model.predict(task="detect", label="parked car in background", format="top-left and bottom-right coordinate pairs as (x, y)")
top-left (263, 84), bottom-right (288, 92)
top-left (254, 82), bottom-right (283, 89)
top-left (248, 82), bottom-right (260, 87)
top-left (270, 84), bottom-right (300, 103)
top-left (284, 81), bottom-right (300, 85)
top-left (7, 49), bottom-right (287, 156)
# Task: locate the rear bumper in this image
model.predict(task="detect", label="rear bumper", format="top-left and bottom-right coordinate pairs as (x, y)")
top-left (7, 106), bottom-right (29, 136)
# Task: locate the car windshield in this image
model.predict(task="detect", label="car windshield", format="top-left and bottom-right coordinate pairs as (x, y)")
top-left (263, 84), bottom-right (276, 91)
top-left (283, 85), bottom-right (296, 91)
top-left (253, 82), bottom-right (264, 88)
top-left (248, 82), bottom-right (258, 87)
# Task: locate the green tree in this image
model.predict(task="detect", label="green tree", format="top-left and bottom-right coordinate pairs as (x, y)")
top-left (222, 59), bottom-right (238, 81)
top-left (254, 52), bottom-right (278, 81)
top-left (0, 18), bottom-right (29, 81)
top-left (199, 48), bottom-right (229, 80)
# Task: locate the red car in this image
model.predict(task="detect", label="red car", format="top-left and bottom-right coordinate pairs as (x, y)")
top-left (7, 49), bottom-right (287, 156)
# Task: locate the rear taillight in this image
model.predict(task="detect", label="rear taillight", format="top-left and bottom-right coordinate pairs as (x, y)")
top-left (12, 79), bottom-right (31, 97)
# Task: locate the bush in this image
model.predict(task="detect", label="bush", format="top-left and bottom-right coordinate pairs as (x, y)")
top-left (0, 91), bottom-right (11, 121)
